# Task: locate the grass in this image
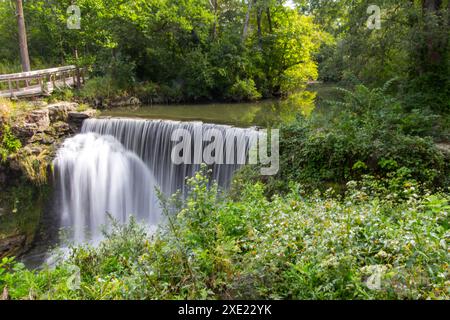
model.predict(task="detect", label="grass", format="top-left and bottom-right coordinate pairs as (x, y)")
top-left (0, 98), bottom-right (39, 122)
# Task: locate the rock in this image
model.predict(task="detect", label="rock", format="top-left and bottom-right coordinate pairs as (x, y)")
top-left (68, 109), bottom-right (97, 122)
top-left (1, 286), bottom-right (9, 300)
top-left (68, 109), bottom-right (97, 132)
top-left (29, 100), bottom-right (48, 108)
top-left (12, 122), bottom-right (37, 140)
top-left (436, 143), bottom-right (450, 157)
top-left (68, 111), bottom-right (90, 121)
top-left (47, 102), bottom-right (78, 122)
top-left (0, 234), bottom-right (26, 259)
top-left (110, 97), bottom-right (141, 107)
top-left (29, 132), bottom-right (55, 145)
top-left (94, 98), bottom-right (105, 109)
top-left (25, 109), bottom-right (50, 133)
top-left (128, 97), bottom-right (141, 105)
top-left (52, 121), bottom-right (71, 137)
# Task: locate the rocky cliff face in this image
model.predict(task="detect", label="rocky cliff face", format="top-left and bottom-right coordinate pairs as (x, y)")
top-left (0, 100), bottom-right (97, 259)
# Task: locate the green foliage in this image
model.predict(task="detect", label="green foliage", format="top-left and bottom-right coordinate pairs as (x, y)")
top-left (1, 171), bottom-right (448, 300)
top-left (0, 124), bottom-right (22, 162)
top-left (0, 0), bottom-right (322, 102)
top-left (0, 0), bottom-right (448, 302)
top-left (133, 82), bottom-right (159, 104)
top-left (302, 0), bottom-right (449, 112)
top-left (79, 77), bottom-right (121, 103)
top-left (269, 82), bottom-right (450, 193)
top-left (226, 79), bottom-right (262, 102)
top-left (47, 88), bottom-right (74, 103)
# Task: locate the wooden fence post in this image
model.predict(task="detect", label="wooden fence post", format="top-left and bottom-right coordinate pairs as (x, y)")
top-left (52, 73), bottom-right (56, 91)
top-left (76, 67), bottom-right (81, 88)
top-left (81, 68), bottom-right (85, 85)
top-left (8, 79), bottom-right (12, 96)
top-left (72, 70), bottom-right (76, 88)
top-left (0, 65), bottom-right (80, 98)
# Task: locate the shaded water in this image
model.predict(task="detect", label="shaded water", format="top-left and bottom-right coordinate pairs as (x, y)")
top-left (101, 91), bottom-right (318, 127)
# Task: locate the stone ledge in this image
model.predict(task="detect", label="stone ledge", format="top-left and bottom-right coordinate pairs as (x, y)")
top-left (0, 234), bottom-right (26, 259)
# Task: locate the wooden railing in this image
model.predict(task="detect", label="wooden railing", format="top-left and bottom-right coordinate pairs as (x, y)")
top-left (0, 65), bottom-right (86, 99)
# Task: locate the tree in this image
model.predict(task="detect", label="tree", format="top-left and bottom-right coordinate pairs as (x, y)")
top-left (15, 0), bottom-right (30, 71)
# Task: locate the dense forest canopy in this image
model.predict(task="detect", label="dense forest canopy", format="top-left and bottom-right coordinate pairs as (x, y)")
top-left (296, 0), bottom-right (450, 111)
top-left (0, 0), bottom-right (447, 106)
top-left (0, 0), bottom-right (324, 101)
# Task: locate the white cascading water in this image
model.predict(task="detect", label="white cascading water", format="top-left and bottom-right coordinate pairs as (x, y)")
top-left (53, 133), bottom-right (160, 243)
top-left (81, 118), bottom-right (258, 195)
top-left (53, 118), bottom-right (257, 243)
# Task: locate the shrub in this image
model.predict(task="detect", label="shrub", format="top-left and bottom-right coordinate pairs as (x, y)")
top-left (0, 124), bottom-right (21, 162)
top-left (158, 84), bottom-right (184, 104)
top-left (226, 79), bottom-right (262, 102)
top-left (16, 148), bottom-right (50, 185)
top-left (270, 82), bottom-right (450, 193)
top-left (47, 88), bottom-right (74, 103)
top-left (1, 171), bottom-right (448, 300)
top-left (79, 77), bottom-right (121, 103)
top-left (179, 49), bottom-right (215, 101)
top-left (133, 82), bottom-right (159, 104)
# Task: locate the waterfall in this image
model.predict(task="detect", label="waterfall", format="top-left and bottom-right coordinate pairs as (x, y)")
top-left (53, 118), bottom-right (257, 243)
top-left (53, 133), bottom-right (160, 243)
top-left (81, 118), bottom-right (257, 195)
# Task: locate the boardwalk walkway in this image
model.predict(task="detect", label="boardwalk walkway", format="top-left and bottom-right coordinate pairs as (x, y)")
top-left (0, 66), bottom-right (85, 99)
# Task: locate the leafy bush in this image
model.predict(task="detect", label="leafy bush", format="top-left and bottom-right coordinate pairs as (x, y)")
top-left (108, 56), bottom-right (137, 90)
top-left (270, 82), bottom-right (450, 193)
top-left (179, 49), bottom-right (215, 101)
top-left (47, 88), bottom-right (74, 104)
top-left (1, 170), bottom-right (448, 300)
top-left (79, 77), bottom-right (122, 104)
top-left (226, 79), bottom-right (262, 102)
top-left (133, 82), bottom-right (159, 104)
top-left (0, 124), bottom-right (22, 162)
top-left (16, 148), bottom-right (50, 185)
top-left (158, 84), bottom-right (184, 104)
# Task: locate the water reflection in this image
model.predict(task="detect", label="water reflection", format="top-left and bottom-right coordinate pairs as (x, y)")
top-left (101, 90), bottom-right (317, 127)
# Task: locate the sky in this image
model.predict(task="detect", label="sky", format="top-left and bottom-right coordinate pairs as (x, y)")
top-left (285, 0), bottom-right (297, 9)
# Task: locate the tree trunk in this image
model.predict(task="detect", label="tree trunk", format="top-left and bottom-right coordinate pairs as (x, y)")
top-left (242, 0), bottom-right (253, 41)
top-left (16, 0), bottom-right (31, 72)
top-left (212, 0), bottom-right (218, 40)
top-left (257, 6), bottom-right (262, 48)
top-left (420, 0), bottom-right (445, 69)
top-left (266, 8), bottom-right (272, 33)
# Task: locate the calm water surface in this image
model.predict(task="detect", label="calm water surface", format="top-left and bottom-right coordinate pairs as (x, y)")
top-left (101, 90), bottom-right (320, 127)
